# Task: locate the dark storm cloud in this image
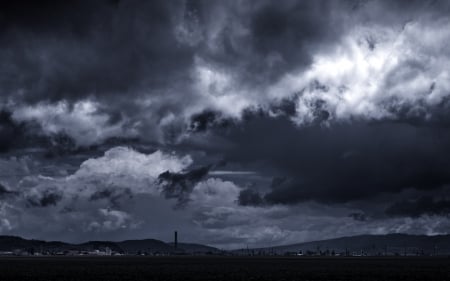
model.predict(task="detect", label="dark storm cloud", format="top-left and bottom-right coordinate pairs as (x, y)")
top-left (2, 0), bottom-right (447, 147)
top-left (189, 110), bottom-right (222, 132)
top-left (0, 109), bottom-right (49, 153)
top-left (0, 109), bottom-right (93, 157)
top-left (237, 188), bottom-right (264, 206)
top-left (385, 196), bottom-right (450, 218)
top-left (89, 189), bottom-right (114, 201)
top-left (0, 0), bottom-right (362, 146)
top-left (384, 96), bottom-right (450, 128)
top-left (0, 1), bottom-right (102, 34)
top-left (0, 183), bottom-right (17, 197)
top-left (43, 133), bottom-right (80, 158)
top-left (189, 0), bottom-right (349, 88)
top-left (0, 0), bottom-right (194, 104)
top-left (188, 110), bottom-right (232, 132)
top-left (0, 110), bottom-right (25, 152)
top-left (246, 1), bottom-right (341, 81)
top-left (193, 111), bottom-right (450, 205)
top-left (158, 165), bottom-right (211, 206)
top-left (27, 191), bottom-right (62, 207)
top-left (89, 188), bottom-right (133, 208)
top-left (269, 97), bottom-right (297, 117)
top-left (348, 212), bottom-right (367, 222)
top-left (0, 1), bottom-right (201, 104)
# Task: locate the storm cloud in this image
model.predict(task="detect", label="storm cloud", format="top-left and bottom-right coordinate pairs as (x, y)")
top-left (2, 0), bottom-right (448, 146)
top-left (0, 110), bottom-right (27, 152)
top-left (1, 0), bottom-right (450, 248)
top-left (158, 165), bottom-right (211, 206)
top-left (386, 196), bottom-right (450, 218)
top-left (196, 113), bottom-right (450, 205)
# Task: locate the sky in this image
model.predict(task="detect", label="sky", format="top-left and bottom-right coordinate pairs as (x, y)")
top-left (0, 0), bottom-right (450, 249)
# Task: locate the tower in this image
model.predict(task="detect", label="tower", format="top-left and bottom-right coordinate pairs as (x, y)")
top-left (174, 231), bottom-right (178, 249)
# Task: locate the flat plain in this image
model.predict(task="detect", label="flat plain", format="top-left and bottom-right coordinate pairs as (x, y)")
top-left (0, 256), bottom-right (448, 281)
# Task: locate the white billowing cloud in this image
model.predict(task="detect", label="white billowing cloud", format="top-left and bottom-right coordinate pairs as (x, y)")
top-left (0, 202), bottom-right (16, 232)
top-left (12, 100), bottom-right (139, 146)
top-left (64, 146), bottom-right (192, 198)
top-left (191, 57), bottom-right (253, 118)
top-left (181, 15), bottom-right (450, 131)
top-left (86, 208), bottom-right (138, 232)
top-left (267, 18), bottom-right (450, 125)
top-left (0, 147), bottom-right (195, 239)
top-left (190, 178), bottom-right (240, 207)
top-left (13, 146), bottom-right (193, 200)
top-left (77, 146), bottom-right (192, 178)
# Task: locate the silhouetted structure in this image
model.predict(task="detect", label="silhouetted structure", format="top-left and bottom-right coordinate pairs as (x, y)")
top-left (174, 231), bottom-right (178, 249)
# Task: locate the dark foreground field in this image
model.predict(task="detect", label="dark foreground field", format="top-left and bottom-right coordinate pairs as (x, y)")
top-left (0, 256), bottom-right (448, 281)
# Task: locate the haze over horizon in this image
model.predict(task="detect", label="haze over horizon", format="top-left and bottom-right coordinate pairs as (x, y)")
top-left (1, 0), bottom-right (450, 249)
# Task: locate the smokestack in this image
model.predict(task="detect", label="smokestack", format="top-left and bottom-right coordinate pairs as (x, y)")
top-left (174, 231), bottom-right (178, 249)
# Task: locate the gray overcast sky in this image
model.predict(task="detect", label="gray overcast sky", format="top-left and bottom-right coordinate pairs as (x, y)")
top-left (1, 0), bottom-right (450, 249)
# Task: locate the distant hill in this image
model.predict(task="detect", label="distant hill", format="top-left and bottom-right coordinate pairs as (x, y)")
top-left (0, 236), bottom-right (219, 255)
top-left (168, 242), bottom-right (221, 254)
top-left (0, 236), bottom-right (73, 252)
top-left (118, 239), bottom-right (173, 254)
top-left (240, 234), bottom-right (450, 256)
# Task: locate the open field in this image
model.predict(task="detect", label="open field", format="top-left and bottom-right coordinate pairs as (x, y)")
top-left (0, 256), bottom-right (448, 281)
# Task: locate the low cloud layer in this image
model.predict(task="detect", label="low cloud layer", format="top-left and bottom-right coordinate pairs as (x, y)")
top-left (386, 197), bottom-right (450, 218)
top-left (0, 146), bottom-right (447, 248)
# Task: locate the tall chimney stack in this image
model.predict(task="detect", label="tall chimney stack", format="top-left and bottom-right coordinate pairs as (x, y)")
top-left (174, 231), bottom-right (178, 249)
